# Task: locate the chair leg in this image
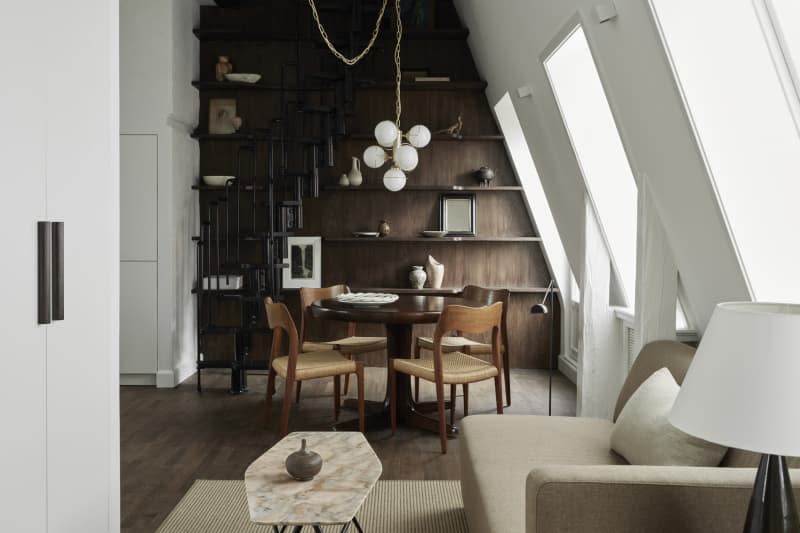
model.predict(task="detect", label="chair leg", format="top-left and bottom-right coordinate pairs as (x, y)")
top-left (450, 384), bottom-right (457, 426)
top-left (356, 363), bottom-right (365, 433)
top-left (463, 383), bottom-right (469, 417)
top-left (494, 374), bottom-right (504, 415)
top-left (389, 362), bottom-right (397, 435)
top-left (333, 375), bottom-right (341, 421)
top-left (295, 381), bottom-right (302, 404)
top-left (414, 342), bottom-right (421, 403)
top-left (264, 368), bottom-right (276, 429)
top-left (343, 354), bottom-right (352, 396)
top-left (281, 378), bottom-right (295, 437)
top-left (503, 349), bottom-right (511, 407)
top-left (436, 379), bottom-right (447, 454)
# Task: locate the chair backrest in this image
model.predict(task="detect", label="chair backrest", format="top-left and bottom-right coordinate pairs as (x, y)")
top-left (461, 285), bottom-right (510, 342)
top-left (298, 284), bottom-right (350, 342)
top-left (264, 297), bottom-right (300, 364)
top-left (435, 303), bottom-right (504, 355)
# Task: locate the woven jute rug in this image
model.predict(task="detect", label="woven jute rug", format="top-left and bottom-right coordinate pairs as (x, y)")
top-left (156, 479), bottom-right (467, 533)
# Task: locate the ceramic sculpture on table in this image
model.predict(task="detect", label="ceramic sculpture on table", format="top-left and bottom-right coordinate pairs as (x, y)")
top-left (425, 255), bottom-right (444, 288)
top-left (409, 266), bottom-right (427, 289)
top-left (285, 439), bottom-right (323, 481)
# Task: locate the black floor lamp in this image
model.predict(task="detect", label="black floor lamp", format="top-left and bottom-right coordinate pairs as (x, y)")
top-left (531, 280), bottom-right (556, 416)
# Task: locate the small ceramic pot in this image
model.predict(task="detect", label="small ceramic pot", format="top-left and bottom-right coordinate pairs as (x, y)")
top-left (231, 116), bottom-right (243, 131)
top-left (475, 166), bottom-right (495, 187)
top-left (285, 439), bottom-right (323, 481)
top-left (378, 220), bottom-right (391, 237)
top-left (338, 173), bottom-right (350, 186)
top-left (409, 266), bottom-right (427, 289)
top-left (215, 56), bottom-right (233, 82)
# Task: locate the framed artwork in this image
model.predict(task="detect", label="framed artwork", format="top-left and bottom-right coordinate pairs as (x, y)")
top-left (439, 193), bottom-right (476, 236)
top-left (283, 236), bottom-right (322, 288)
top-left (208, 98), bottom-right (237, 134)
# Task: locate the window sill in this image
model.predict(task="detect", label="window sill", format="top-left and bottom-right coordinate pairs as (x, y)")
top-left (612, 306), bottom-right (635, 323)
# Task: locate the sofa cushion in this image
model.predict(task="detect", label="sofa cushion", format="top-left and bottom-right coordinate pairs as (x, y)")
top-left (611, 368), bottom-right (727, 466)
top-left (461, 415), bottom-right (625, 533)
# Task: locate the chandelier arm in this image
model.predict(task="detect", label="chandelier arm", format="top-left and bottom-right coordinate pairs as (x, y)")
top-left (308, 0), bottom-right (389, 66)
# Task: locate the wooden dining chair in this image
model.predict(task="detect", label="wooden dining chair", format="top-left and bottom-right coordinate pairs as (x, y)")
top-left (390, 302), bottom-right (504, 453)
top-left (264, 298), bottom-right (365, 436)
top-left (413, 286), bottom-right (511, 407)
top-left (298, 285), bottom-right (386, 401)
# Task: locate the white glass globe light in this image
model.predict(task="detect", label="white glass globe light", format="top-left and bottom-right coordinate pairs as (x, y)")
top-left (394, 144), bottom-right (419, 171)
top-left (375, 120), bottom-right (399, 148)
top-left (363, 145), bottom-right (388, 169)
top-left (407, 124), bottom-right (431, 148)
top-left (383, 166), bottom-right (407, 192)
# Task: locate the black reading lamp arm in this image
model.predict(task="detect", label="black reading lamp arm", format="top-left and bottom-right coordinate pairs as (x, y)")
top-left (531, 280), bottom-right (556, 415)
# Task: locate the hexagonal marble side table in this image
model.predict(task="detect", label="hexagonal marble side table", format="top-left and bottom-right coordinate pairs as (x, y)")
top-left (245, 432), bottom-right (382, 532)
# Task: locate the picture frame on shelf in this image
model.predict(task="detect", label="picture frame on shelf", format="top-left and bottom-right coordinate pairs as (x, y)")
top-left (208, 98), bottom-right (238, 134)
top-left (439, 192), bottom-right (476, 236)
top-left (283, 236), bottom-right (322, 288)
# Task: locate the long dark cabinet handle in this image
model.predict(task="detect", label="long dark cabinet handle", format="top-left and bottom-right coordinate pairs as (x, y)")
top-left (37, 221), bottom-right (64, 324)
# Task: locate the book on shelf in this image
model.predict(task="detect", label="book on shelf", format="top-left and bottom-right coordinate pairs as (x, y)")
top-left (415, 76), bottom-right (451, 82)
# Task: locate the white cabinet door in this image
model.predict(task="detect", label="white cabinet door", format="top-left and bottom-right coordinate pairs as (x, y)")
top-left (120, 261), bottom-right (158, 375)
top-left (120, 134), bottom-right (158, 261)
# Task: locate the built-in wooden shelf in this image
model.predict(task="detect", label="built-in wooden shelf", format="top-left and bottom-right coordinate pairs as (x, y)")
top-left (193, 183), bottom-right (264, 191)
top-left (324, 236), bottom-right (541, 243)
top-left (349, 286), bottom-right (558, 295)
top-left (192, 80), bottom-right (487, 92)
top-left (193, 28), bottom-right (469, 42)
top-left (321, 185), bottom-right (522, 192)
top-left (345, 133), bottom-right (504, 142)
top-left (191, 130), bottom-right (320, 143)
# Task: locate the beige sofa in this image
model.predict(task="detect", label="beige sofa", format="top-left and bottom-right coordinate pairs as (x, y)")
top-left (460, 340), bottom-right (800, 533)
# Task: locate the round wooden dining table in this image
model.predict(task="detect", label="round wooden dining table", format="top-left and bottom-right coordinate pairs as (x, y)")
top-left (311, 294), bottom-right (486, 436)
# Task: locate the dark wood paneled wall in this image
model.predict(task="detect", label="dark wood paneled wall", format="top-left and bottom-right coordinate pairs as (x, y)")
top-left (195, 1), bottom-right (559, 369)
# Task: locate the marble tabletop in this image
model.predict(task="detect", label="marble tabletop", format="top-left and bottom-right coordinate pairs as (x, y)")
top-left (244, 431), bottom-right (382, 526)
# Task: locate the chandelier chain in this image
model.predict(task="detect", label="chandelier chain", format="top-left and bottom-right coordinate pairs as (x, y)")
top-left (394, 0), bottom-right (402, 128)
top-left (308, 0), bottom-right (389, 66)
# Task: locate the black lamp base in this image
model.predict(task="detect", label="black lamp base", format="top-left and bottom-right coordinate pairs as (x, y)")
top-left (744, 455), bottom-right (800, 533)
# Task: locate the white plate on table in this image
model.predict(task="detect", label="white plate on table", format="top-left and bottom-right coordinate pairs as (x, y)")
top-left (352, 231), bottom-right (380, 238)
top-left (335, 292), bottom-right (399, 306)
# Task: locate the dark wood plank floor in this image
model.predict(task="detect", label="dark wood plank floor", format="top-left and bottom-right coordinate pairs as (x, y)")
top-left (120, 368), bottom-right (576, 532)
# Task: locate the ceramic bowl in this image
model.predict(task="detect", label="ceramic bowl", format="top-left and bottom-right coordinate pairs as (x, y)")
top-left (420, 230), bottom-right (448, 238)
top-left (203, 175), bottom-right (236, 187)
top-left (224, 73), bottom-right (261, 84)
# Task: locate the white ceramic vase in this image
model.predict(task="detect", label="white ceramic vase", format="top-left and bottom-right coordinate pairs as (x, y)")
top-left (425, 255), bottom-right (444, 288)
top-left (409, 265), bottom-right (427, 289)
top-left (347, 157), bottom-right (363, 186)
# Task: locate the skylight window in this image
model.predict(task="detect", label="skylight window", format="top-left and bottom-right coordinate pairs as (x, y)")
top-left (652, 0), bottom-right (800, 303)
top-left (543, 25), bottom-right (638, 306)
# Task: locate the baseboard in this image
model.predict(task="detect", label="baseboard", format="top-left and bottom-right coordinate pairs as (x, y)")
top-left (120, 373), bottom-right (157, 386)
top-left (558, 354), bottom-right (578, 384)
top-left (173, 360), bottom-right (197, 387)
top-left (156, 370), bottom-right (176, 389)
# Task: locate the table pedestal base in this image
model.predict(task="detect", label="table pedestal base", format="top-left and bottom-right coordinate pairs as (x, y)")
top-left (334, 323), bottom-right (458, 437)
top-left (271, 515), bottom-right (364, 533)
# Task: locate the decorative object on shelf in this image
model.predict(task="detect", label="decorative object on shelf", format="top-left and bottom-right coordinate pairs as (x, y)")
top-left (425, 255), bottom-right (444, 288)
top-left (401, 68), bottom-right (429, 82)
top-left (409, 265), bottom-right (427, 289)
top-left (670, 302), bottom-right (800, 533)
top-left (224, 73), bottom-right (260, 83)
top-left (202, 175), bottom-right (235, 187)
top-left (378, 220), bottom-right (391, 237)
top-left (335, 292), bottom-right (400, 306)
top-left (531, 280), bottom-right (556, 415)
top-left (231, 116), bottom-right (243, 131)
top-left (284, 439), bottom-right (323, 481)
top-left (202, 275), bottom-right (243, 291)
top-left (338, 173), bottom-right (350, 186)
top-left (215, 55), bottom-right (233, 82)
top-left (347, 157), bottom-right (363, 186)
top-left (474, 166), bottom-right (496, 187)
top-left (283, 236), bottom-right (322, 289)
top-left (433, 115), bottom-right (463, 140)
top-left (440, 192), bottom-right (477, 236)
top-left (352, 231), bottom-right (380, 238)
top-left (420, 230), bottom-right (447, 238)
top-left (208, 98), bottom-right (238, 134)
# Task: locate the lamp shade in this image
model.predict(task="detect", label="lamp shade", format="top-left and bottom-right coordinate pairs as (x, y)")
top-left (669, 302), bottom-right (800, 457)
top-left (394, 144), bottom-right (419, 171)
top-left (363, 145), bottom-right (387, 169)
top-left (383, 166), bottom-right (406, 192)
top-left (374, 120), bottom-right (399, 148)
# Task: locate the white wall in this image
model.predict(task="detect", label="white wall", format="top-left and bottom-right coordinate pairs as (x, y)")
top-left (120, 0), bottom-right (201, 387)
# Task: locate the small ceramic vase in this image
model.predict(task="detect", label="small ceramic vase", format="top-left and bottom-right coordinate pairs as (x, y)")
top-left (378, 220), bottom-right (391, 237)
top-left (215, 56), bottom-right (233, 82)
top-left (425, 255), bottom-right (444, 288)
top-left (231, 116), bottom-right (243, 131)
top-left (338, 173), bottom-right (350, 186)
top-left (285, 439), bottom-right (323, 481)
top-left (475, 166), bottom-right (495, 187)
top-left (347, 157), bottom-right (363, 186)
top-left (409, 266), bottom-right (427, 289)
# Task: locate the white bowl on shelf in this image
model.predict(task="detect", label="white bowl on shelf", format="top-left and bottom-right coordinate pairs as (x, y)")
top-left (202, 175), bottom-right (236, 187)
top-left (224, 73), bottom-right (261, 83)
top-left (420, 230), bottom-right (448, 238)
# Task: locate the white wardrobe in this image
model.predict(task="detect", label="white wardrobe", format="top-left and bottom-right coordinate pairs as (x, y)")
top-left (0, 1), bottom-right (120, 531)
